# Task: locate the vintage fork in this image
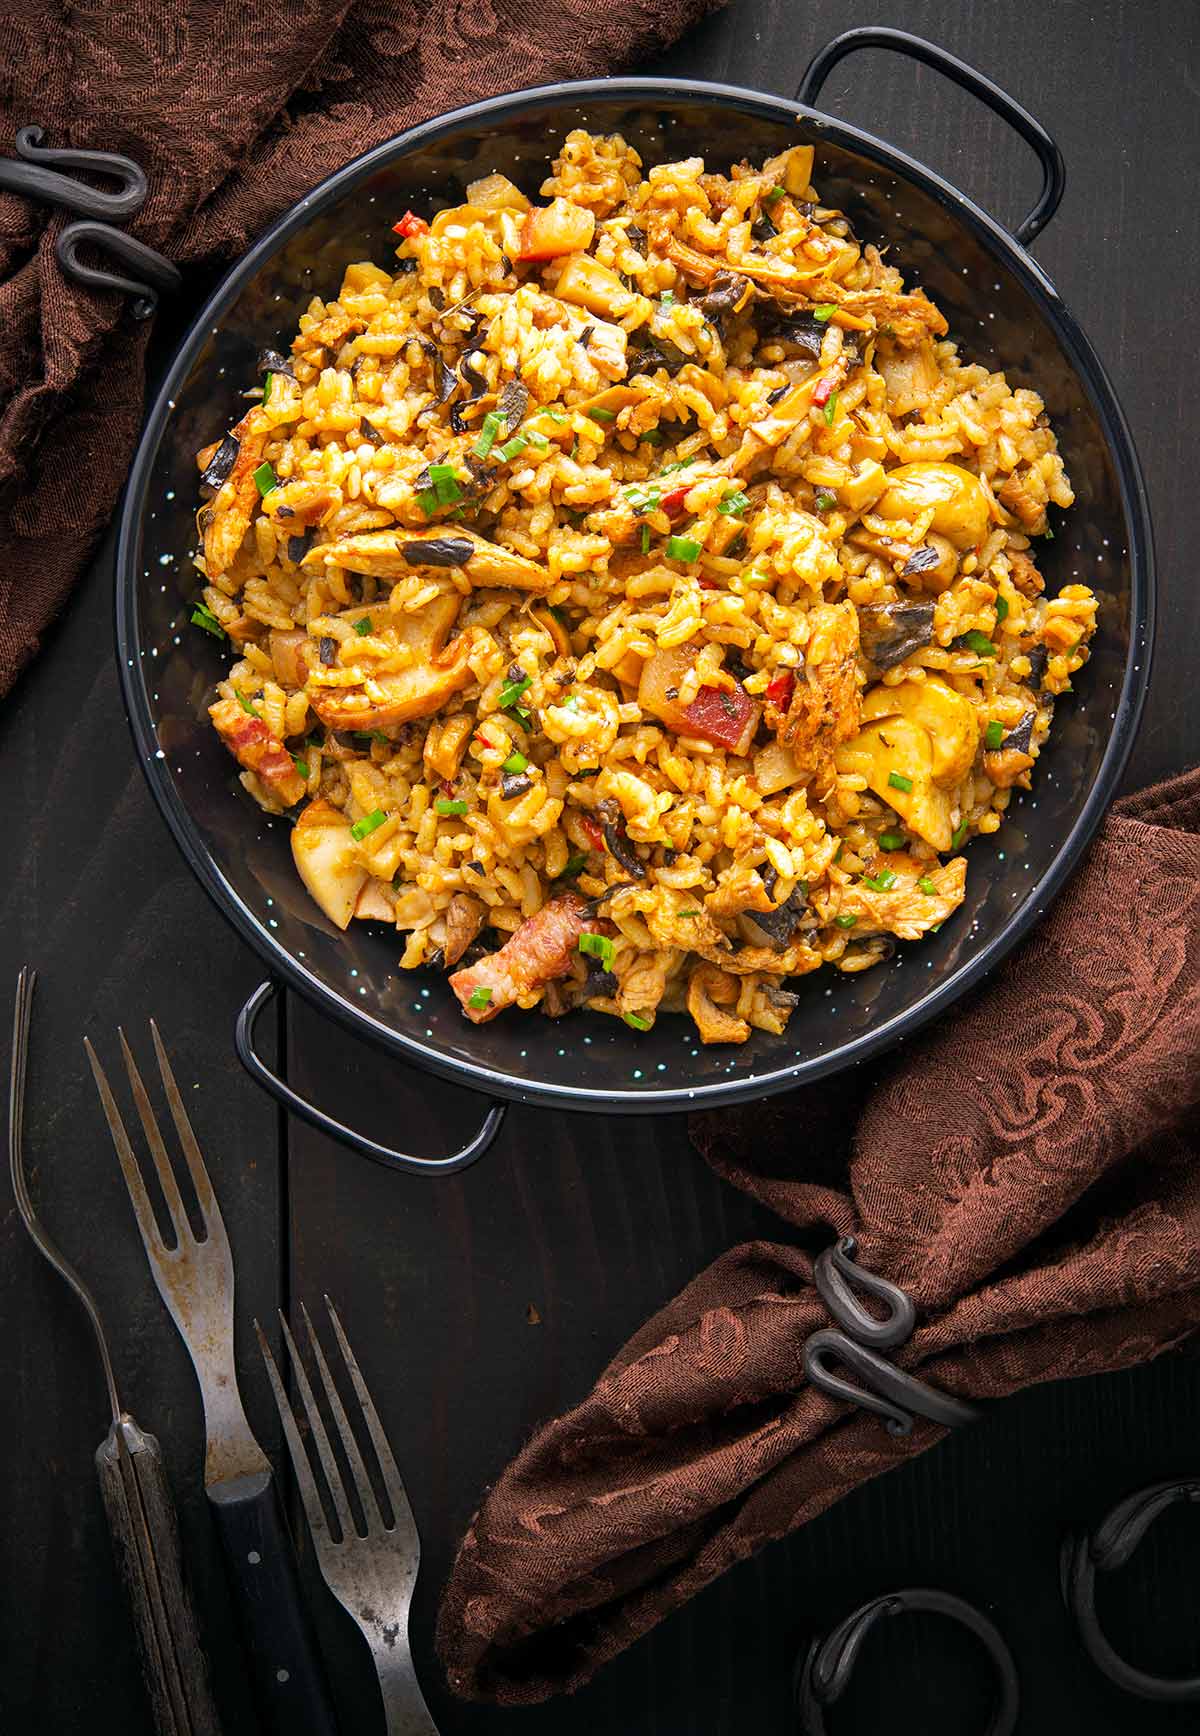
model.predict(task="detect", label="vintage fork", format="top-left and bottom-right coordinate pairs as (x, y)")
top-left (256, 1299), bottom-right (439, 1736)
top-left (86, 1024), bottom-right (339, 1736)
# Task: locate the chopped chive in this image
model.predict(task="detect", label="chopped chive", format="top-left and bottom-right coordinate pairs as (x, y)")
top-left (659, 290), bottom-right (676, 308)
top-left (579, 932), bottom-right (615, 968)
top-left (639, 429), bottom-right (664, 444)
top-left (717, 489), bottom-right (750, 517)
top-left (879, 829), bottom-right (905, 850)
top-left (350, 808), bottom-right (386, 841)
top-left (435, 797), bottom-right (468, 817)
top-left (498, 672), bottom-right (531, 708)
top-left (191, 604), bottom-right (225, 639)
top-left (666, 535), bottom-right (702, 562)
top-left (541, 409), bottom-right (569, 425)
top-left (474, 410), bottom-right (505, 458)
top-left (428, 462), bottom-right (455, 481)
top-left (556, 852), bottom-right (588, 878)
top-left (764, 185), bottom-right (786, 206)
top-left (814, 491), bottom-right (837, 512)
top-left (813, 304), bottom-right (837, 321)
top-left (985, 720), bottom-right (1004, 750)
top-left (498, 434), bottom-right (529, 460)
top-left (888, 771), bottom-right (913, 792)
top-left (428, 461), bottom-right (462, 504)
top-left (678, 910), bottom-right (702, 918)
top-left (570, 437), bottom-right (579, 459)
top-left (623, 1011), bottom-right (652, 1030)
top-left (235, 690), bottom-right (260, 717)
top-left (354, 615), bottom-right (372, 636)
top-left (527, 429), bottom-right (549, 452)
top-left (862, 868), bottom-right (897, 891)
top-left (417, 487), bottom-right (439, 517)
top-left (586, 406), bottom-right (616, 423)
top-left (823, 392), bottom-right (839, 426)
top-left (951, 819), bottom-right (969, 848)
top-left (262, 372), bottom-right (274, 405)
top-left (960, 629), bottom-right (998, 656)
top-left (353, 730), bottom-right (389, 745)
top-left (835, 913), bottom-right (859, 929)
top-left (292, 756), bottom-right (310, 778)
top-left (659, 455), bottom-right (699, 475)
top-left (510, 705), bottom-right (533, 731)
top-left (468, 987), bottom-right (492, 1010)
top-left (995, 594), bottom-right (1010, 622)
top-left (1043, 526), bottom-right (1055, 539)
top-left (917, 876), bottom-right (937, 895)
top-left (640, 523), bottom-right (651, 554)
top-left (502, 750), bottom-right (528, 774)
top-left (253, 461), bottom-right (277, 496)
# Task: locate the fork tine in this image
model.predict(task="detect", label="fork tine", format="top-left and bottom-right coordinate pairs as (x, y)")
top-left (276, 1310), bottom-right (356, 1544)
top-left (324, 1296), bottom-right (414, 1534)
top-left (117, 1028), bottom-right (193, 1249)
top-left (300, 1301), bottom-right (387, 1534)
top-left (85, 1038), bottom-right (171, 1260)
top-left (254, 1320), bottom-right (332, 1548)
top-left (149, 1020), bottom-right (222, 1237)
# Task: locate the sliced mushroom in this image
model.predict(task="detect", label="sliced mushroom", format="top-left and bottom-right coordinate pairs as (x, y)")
top-left (304, 526), bottom-right (551, 592)
top-left (291, 799), bottom-right (369, 930)
top-left (835, 677), bottom-right (977, 851)
top-left (442, 893), bottom-right (486, 967)
top-left (857, 601), bottom-right (935, 671)
top-left (875, 463), bottom-right (990, 551)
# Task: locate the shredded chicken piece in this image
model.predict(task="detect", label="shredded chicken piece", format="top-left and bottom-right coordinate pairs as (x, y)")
top-left (442, 893), bottom-right (486, 968)
top-left (1006, 548), bottom-right (1045, 597)
top-left (815, 857), bottom-right (966, 940)
top-left (997, 472), bottom-right (1048, 533)
top-left (449, 894), bottom-right (591, 1022)
top-left (768, 602), bottom-right (861, 783)
top-left (687, 963), bottom-right (750, 1044)
top-left (303, 525), bottom-right (551, 591)
top-left (202, 406), bottom-right (270, 578)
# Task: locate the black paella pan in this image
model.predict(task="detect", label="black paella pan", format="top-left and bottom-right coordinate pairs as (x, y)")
top-left (115, 28), bottom-right (1153, 1171)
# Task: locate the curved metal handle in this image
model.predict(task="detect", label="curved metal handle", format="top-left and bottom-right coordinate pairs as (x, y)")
top-left (1062, 1478), bottom-right (1200, 1703)
top-left (796, 27), bottom-right (1065, 246)
top-left (0, 125), bottom-right (148, 220)
top-left (56, 221), bottom-right (181, 319)
top-left (796, 1587), bottom-right (1019, 1735)
top-left (235, 980), bottom-right (506, 1177)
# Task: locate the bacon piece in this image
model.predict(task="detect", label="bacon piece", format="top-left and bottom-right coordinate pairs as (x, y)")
top-left (209, 697), bottom-right (305, 805)
top-left (449, 894), bottom-right (590, 1023)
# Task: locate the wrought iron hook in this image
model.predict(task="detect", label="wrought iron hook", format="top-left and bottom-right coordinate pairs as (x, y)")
top-left (55, 222), bottom-right (181, 319)
top-left (0, 126), bottom-right (148, 220)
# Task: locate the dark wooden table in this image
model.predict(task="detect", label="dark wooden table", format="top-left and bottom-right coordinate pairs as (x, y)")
top-left (4, 1), bottom-right (1199, 1730)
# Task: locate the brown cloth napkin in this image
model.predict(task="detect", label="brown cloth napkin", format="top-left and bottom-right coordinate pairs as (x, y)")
top-left (437, 765), bottom-right (1200, 1703)
top-left (0, 0), bottom-right (721, 698)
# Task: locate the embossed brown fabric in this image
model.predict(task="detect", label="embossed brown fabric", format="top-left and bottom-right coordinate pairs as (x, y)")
top-left (437, 765), bottom-right (1200, 1704)
top-left (0, 0), bottom-right (722, 697)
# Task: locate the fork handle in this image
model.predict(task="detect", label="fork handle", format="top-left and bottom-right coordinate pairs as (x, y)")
top-left (207, 1469), bottom-right (341, 1736)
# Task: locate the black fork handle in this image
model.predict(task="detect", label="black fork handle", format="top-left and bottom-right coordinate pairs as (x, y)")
top-left (207, 1469), bottom-right (341, 1735)
top-left (235, 980), bottom-right (506, 1176)
top-left (796, 27), bottom-right (1066, 245)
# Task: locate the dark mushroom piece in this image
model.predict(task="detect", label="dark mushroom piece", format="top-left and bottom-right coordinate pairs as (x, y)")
top-left (696, 269), bottom-right (752, 326)
top-left (496, 378), bottom-right (529, 428)
top-left (596, 800), bottom-right (646, 880)
top-left (739, 885), bottom-right (808, 950)
top-left (399, 535), bottom-right (476, 568)
top-left (858, 601), bottom-right (936, 671)
top-left (1002, 711), bottom-right (1036, 754)
top-left (419, 340), bottom-right (457, 406)
top-left (256, 348), bottom-right (297, 380)
top-left (199, 433), bottom-right (239, 493)
top-left (900, 544), bottom-right (943, 578)
top-left (1024, 644), bottom-right (1050, 689)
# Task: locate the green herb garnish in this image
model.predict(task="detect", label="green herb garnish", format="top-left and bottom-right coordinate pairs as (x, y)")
top-left (235, 690), bottom-right (259, 717)
top-left (292, 756), bottom-right (310, 779)
top-left (814, 491), bottom-right (837, 512)
top-left (474, 410), bottom-right (505, 458)
top-left (659, 455), bottom-right (699, 475)
top-left (350, 808), bottom-right (386, 841)
top-left (354, 616), bottom-right (372, 636)
top-left (717, 489), bottom-right (750, 517)
top-left (502, 750), bottom-right (528, 774)
top-left (659, 290), bottom-right (676, 308)
top-left (435, 798), bottom-right (468, 817)
top-left (823, 392), bottom-right (839, 426)
top-left (764, 185), bottom-right (786, 206)
top-left (862, 869), bottom-right (897, 892)
top-left (556, 853), bottom-right (588, 878)
top-left (579, 932), bottom-right (615, 968)
top-left (624, 1011), bottom-right (652, 1030)
top-left (191, 604), bottom-right (225, 639)
top-left (499, 434), bottom-right (529, 461)
top-left (540, 409), bottom-right (569, 425)
top-left (960, 630), bottom-right (998, 657)
top-left (666, 535), bottom-right (702, 562)
top-left (835, 913), bottom-right (859, 929)
top-left (985, 720), bottom-right (1004, 750)
top-left (951, 819), bottom-right (969, 848)
top-left (813, 304), bottom-right (837, 321)
top-left (586, 406), bottom-right (616, 423)
top-left (253, 461), bottom-right (277, 496)
top-left (917, 876), bottom-right (937, 895)
top-left (639, 429), bottom-right (664, 445)
top-left (527, 430), bottom-right (549, 452)
top-left (640, 524), bottom-right (651, 554)
top-left (417, 487), bottom-right (439, 517)
top-left (879, 830), bottom-right (905, 851)
top-left (468, 987), bottom-right (492, 1010)
top-left (428, 462), bottom-right (462, 504)
top-left (888, 771), bottom-right (913, 793)
top-left (499, 673), bottom-right (531, 709)
top-left (995, 594), bottom-right (1010, 622)
top-left (262, 372), bottom-right (274, 405)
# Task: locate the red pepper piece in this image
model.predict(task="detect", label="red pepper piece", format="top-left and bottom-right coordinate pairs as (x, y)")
top-left (392, 210), bottom-right (429, 238)
top-left (811, 374), bottom-right (835, 408)
top-left (580, 815), bottom-right (605, 851)
top-left (766, 671), bottom-right (795, 708)
top-left (661, 485), bottom-right (690, 517)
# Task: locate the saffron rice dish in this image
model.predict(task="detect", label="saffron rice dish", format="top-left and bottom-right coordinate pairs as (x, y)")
top-left (192, 130), bottom-right (1095, 1045)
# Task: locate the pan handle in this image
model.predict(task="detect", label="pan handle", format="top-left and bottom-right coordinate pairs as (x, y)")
top-left (235, 980), bottom-right (506, 1176)
top-left (796, 27), bottom-right (1065, 246)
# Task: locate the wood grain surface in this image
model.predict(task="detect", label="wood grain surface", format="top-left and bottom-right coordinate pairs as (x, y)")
top-left (2, 2), bottom-right (1198, 1732)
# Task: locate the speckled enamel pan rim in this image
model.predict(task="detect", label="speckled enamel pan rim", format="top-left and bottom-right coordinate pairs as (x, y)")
top-left (115, 75), bottom-right (1154, 1115)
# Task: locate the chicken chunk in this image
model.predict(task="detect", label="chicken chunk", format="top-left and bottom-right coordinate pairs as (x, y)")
top-left (304, 526), bottom-right (551, 592)
top-left (767, 602), bottom-right (861, 785)
top-left (305, 593), bottom-right (473, 731)
top-left (202, 406), bottom-right (270, 578)
top-left (449, 894), bottom-right (592, 1023)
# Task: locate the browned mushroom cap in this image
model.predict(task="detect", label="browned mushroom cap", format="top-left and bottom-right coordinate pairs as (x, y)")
top-left (303, 525), bottom-right (552, 591)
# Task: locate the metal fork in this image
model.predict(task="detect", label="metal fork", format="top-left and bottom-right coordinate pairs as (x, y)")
top-left (256, 1300), bottom-right (439, 1735)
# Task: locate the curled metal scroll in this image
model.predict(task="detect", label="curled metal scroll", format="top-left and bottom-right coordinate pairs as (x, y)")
top-left (803, 1236), bottom-right (981, 1436)
top-left (1062, 1478), bottom-right (1200, 1703)
top-left (795, 1587), bottom-right (1019, 1735)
